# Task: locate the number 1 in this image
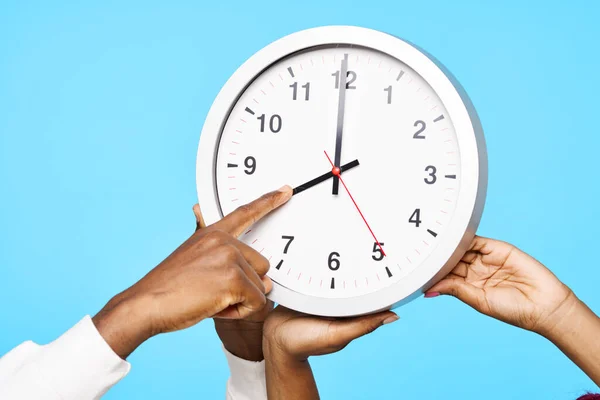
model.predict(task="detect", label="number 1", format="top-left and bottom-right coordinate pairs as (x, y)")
top-left (384, 86), bottom-right (392, 104)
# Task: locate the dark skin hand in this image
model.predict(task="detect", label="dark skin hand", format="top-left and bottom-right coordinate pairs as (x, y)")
top-left (92, 186), bottom-right (293, 359)
top-left (213, 302), bottom-right (273, 361)
top-left (263, 306), bottom-right (398, 400)
top-left (193, 204), bottom-right (272, 361)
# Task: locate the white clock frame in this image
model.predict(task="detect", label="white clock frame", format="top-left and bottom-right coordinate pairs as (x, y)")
top-left (196, 26), bottom-right (487, 317)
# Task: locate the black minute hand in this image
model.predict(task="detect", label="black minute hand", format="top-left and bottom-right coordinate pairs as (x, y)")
top-left (332, 53), bottom-right (349, 195)
top-left (293, 159), bottom-right (359, 196)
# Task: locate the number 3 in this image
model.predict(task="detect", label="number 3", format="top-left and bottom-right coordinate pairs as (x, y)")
top-left (424, 165), bottom-right (437, 184)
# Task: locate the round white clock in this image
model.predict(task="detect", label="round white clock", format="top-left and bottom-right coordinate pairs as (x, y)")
top-left (196, 26), bottom-right (487, 317)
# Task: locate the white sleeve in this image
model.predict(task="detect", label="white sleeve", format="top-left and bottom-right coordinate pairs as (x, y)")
top-left (0, 316), bottom-right (131, 400)
top-left (223, 346), bottom-right (267, 400)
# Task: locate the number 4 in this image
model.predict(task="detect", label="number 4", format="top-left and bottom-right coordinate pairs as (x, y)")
top-left (409, 209), bottom-right (421, 227)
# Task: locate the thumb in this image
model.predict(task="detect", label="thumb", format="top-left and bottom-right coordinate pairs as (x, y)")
top-left (192, 204), bottom-right (206, 230)
top-left (427, 277), bottom-right (485, 310)
top-left (329, 311), bottom-right (399, 346)
top-left (216, 185), bottom-right (293, 237)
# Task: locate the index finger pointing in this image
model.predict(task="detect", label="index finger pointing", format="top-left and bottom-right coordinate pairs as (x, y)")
top-left (216, 185), bottom-right (293, 237)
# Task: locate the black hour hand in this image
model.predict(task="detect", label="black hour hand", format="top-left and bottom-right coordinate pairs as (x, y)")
top-left (293, 159), bottom-right (359, 196)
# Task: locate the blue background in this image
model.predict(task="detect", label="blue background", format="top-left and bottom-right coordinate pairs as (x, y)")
top-left (1, 1), bottom-right (599, 399)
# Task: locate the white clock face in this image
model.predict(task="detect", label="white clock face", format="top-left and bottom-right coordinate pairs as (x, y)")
top-left (198, 26), bottom-right (486, 316)
top-left (214, 45), bottom-right (461, 299)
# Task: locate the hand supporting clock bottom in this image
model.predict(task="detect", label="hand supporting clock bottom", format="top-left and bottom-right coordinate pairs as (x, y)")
top-left (263, 306), bottom-right (398, 400)
top-left (425, 236), bottom-right (600, 386)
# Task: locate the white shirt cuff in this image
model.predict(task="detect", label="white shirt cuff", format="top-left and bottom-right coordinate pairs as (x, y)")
top-left (223, 346), bottom-right (267, 400)
top-left (35, 315), bottom-right (131, 399)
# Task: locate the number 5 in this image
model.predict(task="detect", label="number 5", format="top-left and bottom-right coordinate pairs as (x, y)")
top-left (372, 242), bottom-right (385, 261)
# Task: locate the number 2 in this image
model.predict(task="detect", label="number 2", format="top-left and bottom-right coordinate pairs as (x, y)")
top-left (413, 120), bottom-right (426, 139)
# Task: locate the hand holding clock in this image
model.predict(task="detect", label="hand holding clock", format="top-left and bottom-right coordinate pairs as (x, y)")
top-left (426, 236), bottom-right (600, 386)
top-left (193, 203), bottom-right (274, 361)
top-left (263, 306), bottom-right (398, 400)
top-left (92, 186), bottom-right (292, 359)
top-left (426, 237), bottom-right (574, 334)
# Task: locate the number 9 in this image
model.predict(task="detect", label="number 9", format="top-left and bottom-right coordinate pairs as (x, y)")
top-left (244, 156), bottom-right (256, 175)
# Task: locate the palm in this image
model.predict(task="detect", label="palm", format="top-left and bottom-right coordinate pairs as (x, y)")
top-left (266, 308), bottom-right (343, 358)
top-left (431, 237), bottom-right (572, 332)
top-left (265, 306), bottom-right (396, 360)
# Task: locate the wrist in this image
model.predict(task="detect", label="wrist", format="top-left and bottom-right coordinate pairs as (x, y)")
top-left (215, 319), bottom-right (265, 361)
top-left (263, 333), bottom-right (319, 399)
top-left (92, 294), bottom-right (154, 359)
top-left (264, 335), bottom-right (308, 369)
top-left (263, 331), bottom-right (307, 364)
top-left (536, 290), bottom-right (583, 340)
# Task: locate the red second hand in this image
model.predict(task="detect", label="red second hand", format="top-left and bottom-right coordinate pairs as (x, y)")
top-left (324, 150), bottom-right (386, 257)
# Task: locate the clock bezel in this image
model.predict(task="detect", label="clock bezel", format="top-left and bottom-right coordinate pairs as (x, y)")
top-left (196, 25), bottom-right (487, 317)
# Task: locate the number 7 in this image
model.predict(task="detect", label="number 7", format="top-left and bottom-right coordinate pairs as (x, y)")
top-left (282, 235), bottom-right (295, 254)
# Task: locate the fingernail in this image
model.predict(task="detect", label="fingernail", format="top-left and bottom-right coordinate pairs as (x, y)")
top-left (275, 185), bottom-right (293, 205)
top-left (424, 291), bottom-right (441, 298)
top-left (382, 314), bottom-right (399, 325)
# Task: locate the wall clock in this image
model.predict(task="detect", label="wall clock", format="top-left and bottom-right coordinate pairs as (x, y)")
top-left (196, 26), bottom-right (487, 317)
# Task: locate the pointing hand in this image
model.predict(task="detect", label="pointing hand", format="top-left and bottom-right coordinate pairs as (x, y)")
top-left (93, 186), bottom-right (292, 359)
